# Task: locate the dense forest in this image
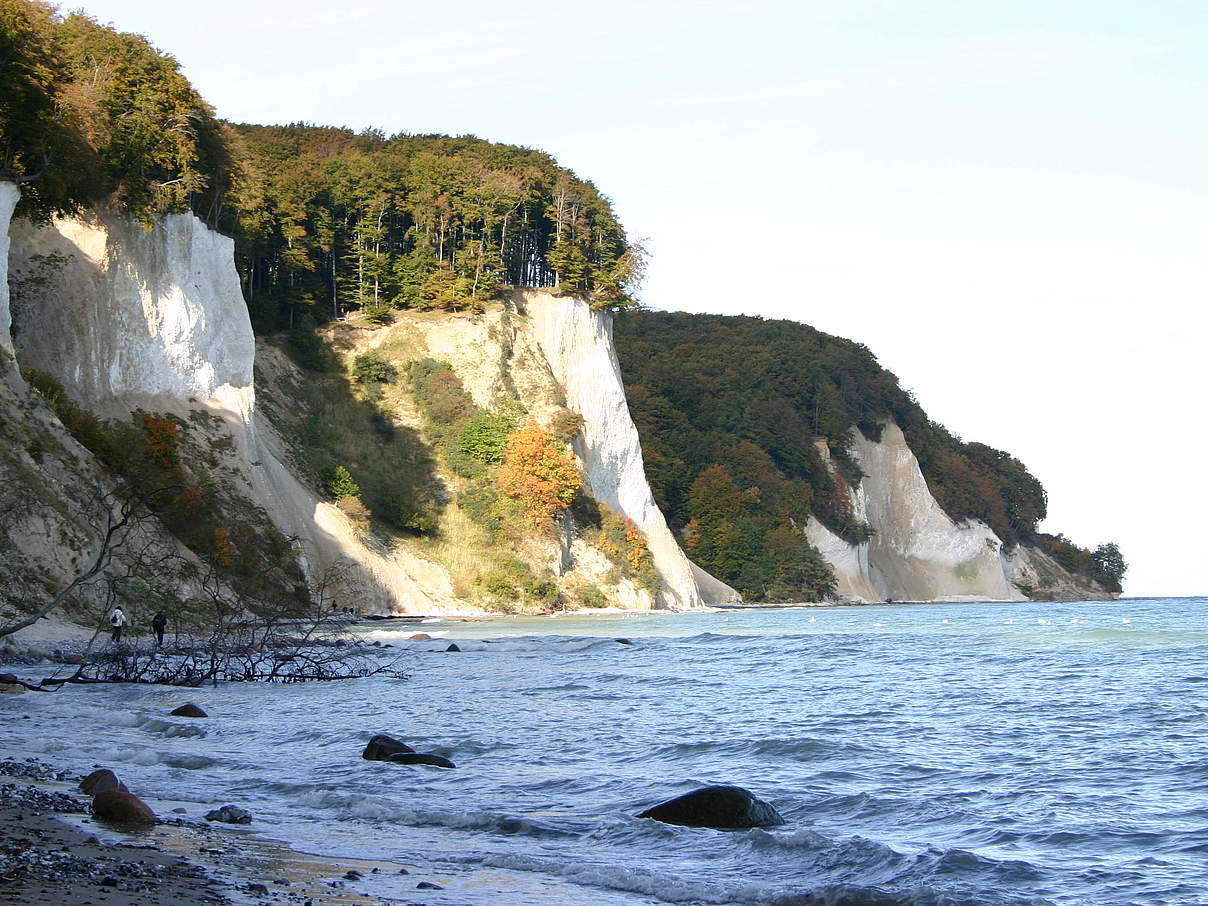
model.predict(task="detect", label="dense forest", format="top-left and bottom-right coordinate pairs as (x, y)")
top-left (226, 125), bottom-right (641, 330)
top-left (613, 312), bottom-right (1124, 597)
top-left (0, 1), bottom-right (642, 324)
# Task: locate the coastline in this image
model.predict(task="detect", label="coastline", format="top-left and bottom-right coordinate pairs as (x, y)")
top-left (0, 760), bottom-right (449, 906)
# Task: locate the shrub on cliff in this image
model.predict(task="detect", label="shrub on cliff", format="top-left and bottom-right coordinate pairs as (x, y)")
top-left (321, 465), bottom-right (360, 500)
top-left (352, 351), bottom-right (398, 385)
top-left (456, 412), bottom-right (513, 465)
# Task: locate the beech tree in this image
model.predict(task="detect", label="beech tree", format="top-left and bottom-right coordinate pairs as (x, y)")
top-left (497, 422), bottom-right (580, 524)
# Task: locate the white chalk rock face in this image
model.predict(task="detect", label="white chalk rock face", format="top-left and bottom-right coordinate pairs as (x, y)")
top-left (0, 182), bottom-right (18, 354)
top-left (808, 422), bottom-right (1026, 602)
top-left (524, 292), bottom-right (708, 609)
top-left (9, 212), bottom-right (255, 427)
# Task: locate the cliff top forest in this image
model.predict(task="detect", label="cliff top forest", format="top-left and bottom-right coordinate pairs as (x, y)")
top-left (1, 1), bottom-right (643, 326)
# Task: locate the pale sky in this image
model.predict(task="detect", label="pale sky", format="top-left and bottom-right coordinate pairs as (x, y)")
top-left (70, 0), bottom-right (1207, 596)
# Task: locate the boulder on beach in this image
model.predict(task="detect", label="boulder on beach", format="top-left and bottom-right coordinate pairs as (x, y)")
top-left (637, 785), bottom-right (785, 829)
top-left (389, 752), bottom-right (456, 769)
top-left (362, 734), bottom-right (416, 761)
top-left (170, 703), bottom-right (208, 718)
top-left (80, 769), bottom-right (127, 795)
top-left (205, 804), bottom-right (252, 824)
top-left (91, 790), bottom-right (157, 828)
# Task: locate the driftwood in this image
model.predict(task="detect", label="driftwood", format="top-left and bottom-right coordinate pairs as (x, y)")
top-left (35, 617), bottom-right (405, 687)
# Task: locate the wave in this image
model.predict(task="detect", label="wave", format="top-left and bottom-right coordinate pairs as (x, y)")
top-left (137, 717), bottom-right (207, 739)
top-left (294, 789), bottom-right (577, 838)
top-left (442, 848), bottom-right (1050, 906)
top-left (646, 737), bottom-right (875, 761)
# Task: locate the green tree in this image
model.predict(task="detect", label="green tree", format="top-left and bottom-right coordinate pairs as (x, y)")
top-left (1091, 542), bottom-right (1127, 591)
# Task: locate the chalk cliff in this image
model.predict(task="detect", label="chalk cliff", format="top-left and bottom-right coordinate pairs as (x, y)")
top-left (806, 423), bottom-right (1023, 601)
top-left (524, 293), bottom-right (715, 609)
top-left (0, 183), bottom-right (16, 355)
top-left (9, 212), bottom-right (254, 428)
top-left (806, 422), bottom-right (1105, 602)
top-left (2, 186), bottom-right (1099, 614)
top-left (2, 191), bottom-right (727, 614)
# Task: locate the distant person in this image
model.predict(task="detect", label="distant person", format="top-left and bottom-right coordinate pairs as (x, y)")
top-left (151, 611), bottom-right (167, 647)
top-left (108, 606), bottom-right (126, 644)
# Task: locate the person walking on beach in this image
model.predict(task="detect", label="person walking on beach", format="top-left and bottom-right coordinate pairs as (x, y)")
top-left (108, 606), bottom-right (126, 644)
top-left (151, 611), bottom-right (167, 647)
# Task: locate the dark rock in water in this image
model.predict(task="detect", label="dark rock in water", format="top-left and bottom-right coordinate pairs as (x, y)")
top-left (343, 870), bottom-right (363, 881)
top-left (362, 734), bottom-right (416, 761)
top-left (389, 752), bottom-right (456, 769)
top-left (417, 881), bottom-right (444, 890)
top-left (80, 769), bottom-right (127, 795)
top-left (205, 804), bottom-right (252, 824)
top-left (445, 643), bottom-right (461, 652)
top-left (171, 703), bottom-right (207, 718)
top-left (615, 638), bottom-right (633, 645)
top-left (91, 790), bottom-right (157, 828)
top-left (637, 785), bottom-right (784, 829)
top-left (0, 673), bottom-right (17, 684)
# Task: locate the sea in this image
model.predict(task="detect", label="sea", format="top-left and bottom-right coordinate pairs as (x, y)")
top-left (3, 597), bottom-right (1207, 906)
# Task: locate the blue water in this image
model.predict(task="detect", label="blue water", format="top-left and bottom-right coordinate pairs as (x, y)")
top-left (4, 598), bottom-right (1208, 905)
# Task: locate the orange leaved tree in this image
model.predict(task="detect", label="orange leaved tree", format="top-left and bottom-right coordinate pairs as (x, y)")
top-left (497, 422), bottom-right (581, 525)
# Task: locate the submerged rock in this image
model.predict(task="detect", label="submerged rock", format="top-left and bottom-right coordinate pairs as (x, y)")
top-left (80, 769), bottom-right (127, 795)
top-left (171, 703), bottom-right (208, 718)
top-left (205, 804), bottom-right (252, 824)
top-left (389, 752), bottom-right (455, 769)
top-left (637, 785), bottom-right (784, 829)
top-left (91, 790), bottom-right (157, 828)
top-left (362, 734), bottom-right (415, 761)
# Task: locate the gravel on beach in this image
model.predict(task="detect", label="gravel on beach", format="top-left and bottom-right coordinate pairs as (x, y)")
top-left (0, 757), bottom-right (451, 906)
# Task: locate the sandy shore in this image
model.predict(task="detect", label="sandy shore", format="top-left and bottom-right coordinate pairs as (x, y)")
top-left (0, 759), bottom-right (458, 906)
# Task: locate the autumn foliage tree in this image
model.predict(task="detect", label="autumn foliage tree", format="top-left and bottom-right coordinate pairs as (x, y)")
top-left (497, 422), bottom-right (580, 525)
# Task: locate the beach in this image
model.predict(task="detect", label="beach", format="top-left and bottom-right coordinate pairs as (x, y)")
top-left (0, 757), bottom-right (465, 906)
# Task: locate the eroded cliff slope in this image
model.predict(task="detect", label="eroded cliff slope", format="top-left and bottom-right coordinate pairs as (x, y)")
top-left (806, 423), bottom-right (1026, 602)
